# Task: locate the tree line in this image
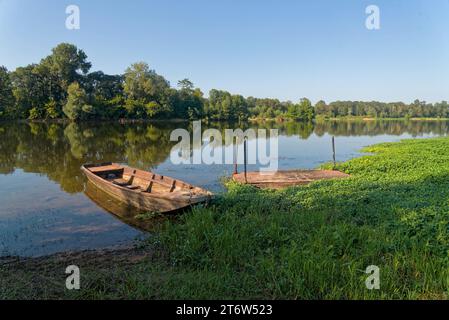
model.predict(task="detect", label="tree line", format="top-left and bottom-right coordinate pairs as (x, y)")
top-left (0, 43), bottom-right (447, 121)
top-left (315, 100), bottom-right (449, 119)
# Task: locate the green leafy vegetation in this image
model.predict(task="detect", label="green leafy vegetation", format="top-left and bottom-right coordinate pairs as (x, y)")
top-left (315, 100), bottom-right (449, 119)
top-left (1, 136), bottom-right (448, 299)
top-left (63, 82), bottom-right (93, 120)
top-left (1, 43), bottom-right (447, 122)
top-left (147, 137), bottom-right (448, 299)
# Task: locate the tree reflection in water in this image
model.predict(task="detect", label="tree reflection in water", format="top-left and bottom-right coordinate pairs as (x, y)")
top-left (2, 120), bottom-right (449, 256)
top-left (1, 120), bottom-right (448, 194)
top-left (84, 181), bottom-right (174, 232)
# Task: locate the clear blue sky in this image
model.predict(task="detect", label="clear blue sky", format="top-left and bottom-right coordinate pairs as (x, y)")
top-left (1, 0), bottom-right (448, 103)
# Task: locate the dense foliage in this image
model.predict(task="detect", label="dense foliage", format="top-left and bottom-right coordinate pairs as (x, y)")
top-left (2, 43), bottom-right (447, 122)
top-left (315, 100), bottom-right (449, 119)
top-left (1, 43), bottom-right (306, 121)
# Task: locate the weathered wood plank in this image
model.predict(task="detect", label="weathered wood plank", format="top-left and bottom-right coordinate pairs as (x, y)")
top-left (233, 170), bottom-right (349, 189)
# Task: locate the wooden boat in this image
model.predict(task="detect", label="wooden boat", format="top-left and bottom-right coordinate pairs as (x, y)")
top-left (233, 169), bottom-right (349, 189)
top-left (81, 163), bottom-right (212, 213)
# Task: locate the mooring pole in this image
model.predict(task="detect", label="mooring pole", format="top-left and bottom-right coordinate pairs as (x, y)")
top-left (233, 138), bottom-right (238, 174)
top-left (244, 137), bottom-right (248, 183)
top-left (332, 136), bottom-right (336, 170)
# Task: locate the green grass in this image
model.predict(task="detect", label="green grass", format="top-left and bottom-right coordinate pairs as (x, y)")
top-left (149, 137), bottom-right (449, 299)
top-left (1, 137), bottom-right (448, 299)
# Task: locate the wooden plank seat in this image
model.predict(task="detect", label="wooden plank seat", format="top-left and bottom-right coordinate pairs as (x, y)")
top-left (88, 165), bottom-right (120, 173)
top-left (89, 165), bottom-right (123, 175)
top-left (106, 169), bottom-right (196, 194)
top-left (147, 178), bottom-right (191, 193)
top-left (112, 179), bottom-right (140, 190)
top-left (112, 178), bottom-right (131, 186)
top-left (126, 185), bottom-right (140, 190)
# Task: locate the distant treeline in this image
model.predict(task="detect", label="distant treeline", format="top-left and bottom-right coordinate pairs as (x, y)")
top-left (315, 100), bottom-right (449, 119)
top-left (0, 43), bottom-right (447, 121)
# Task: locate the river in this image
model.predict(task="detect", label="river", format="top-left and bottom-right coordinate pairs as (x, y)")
top-left (1, 120), bottom-right (448, 257)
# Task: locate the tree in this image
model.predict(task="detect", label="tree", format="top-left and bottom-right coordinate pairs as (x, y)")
top-left (207, 89), bottom-right (241, 120)
top-left (314, 100), bottom-right (328, 117)
top-left (145, 101), bottom-right (165, 118)
top-left (9, 43), bottom-right (91, 119)
top-left (299, 98), bottom-right (315, 121)
top-left (0, 66), bottom-right (14, 119)
top-left (40, 43), bottom-right (91, 91)
top-left (84, 71), bottom-right (123, 101)
top-left (10, 65), bottom-right (49, 118)
top-left (3, 42), bottom-right (449, 121)
top-left (32, 61), bottom-right (65, 108)
top-left (124, 62), bottom-right (169, 103)
top-left (177, 78), bottom-right (194, 91)
top-left (123, 62), bottom-right (172, 118)
top-left (63, 82), bottom-right (92, 121)
top-left (287, 98), bottom-right (314, 121)
top-left (84, 71), bottom-right (124, 118)
top-left (45, 100), bottom-right (60, 119)
top-left (231, 94), bottom-right (249, 120)
top-left (175, 79), bottom-right (204, 119)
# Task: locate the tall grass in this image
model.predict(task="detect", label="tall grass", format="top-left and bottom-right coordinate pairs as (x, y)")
top-left (152, 137), bottom-right (449, 299)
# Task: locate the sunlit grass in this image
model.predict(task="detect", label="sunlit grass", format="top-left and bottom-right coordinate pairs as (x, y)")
top-left (149, 137), bottom-right (449, 299)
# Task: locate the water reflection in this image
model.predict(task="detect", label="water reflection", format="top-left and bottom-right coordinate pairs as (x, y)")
top-left (84, 181), bottom-right (170, 232)
top-left (1, 120), bottom-right (449, 256)
top-left (0, 122), bottom-right (184, 193)
top-left (1, 120), bottom-right (448, 190)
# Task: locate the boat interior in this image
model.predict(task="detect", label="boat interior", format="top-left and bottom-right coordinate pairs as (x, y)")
top-left (86, 163), bottom-right (200, 195)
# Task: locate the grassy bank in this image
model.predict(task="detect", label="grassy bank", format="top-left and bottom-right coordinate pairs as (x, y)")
top-left (1, 137), bottom-right (448, 299)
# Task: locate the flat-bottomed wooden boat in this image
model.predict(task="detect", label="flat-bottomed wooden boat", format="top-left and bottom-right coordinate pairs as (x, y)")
top-left (233, 169), bottom-right (349, 189)
top-left (82, 163), bottom-right (212, 213)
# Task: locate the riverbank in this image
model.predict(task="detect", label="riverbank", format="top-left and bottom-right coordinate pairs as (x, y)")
top-left (1, 136), bottom-right (448, 299)
top-left (2, 118), bottom-right (193, 124)
top-left (0, 246), bottom-right (157, 299)
top-left (3, 116), bottom-right (449, 124)
top-left (248, 116), bottom-right (449, 123)
top-left (315, 116), bottom-right (449, 122)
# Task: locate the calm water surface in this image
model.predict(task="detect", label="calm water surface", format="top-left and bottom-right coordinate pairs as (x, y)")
top-left (1, 120), bottom-right (448, 257)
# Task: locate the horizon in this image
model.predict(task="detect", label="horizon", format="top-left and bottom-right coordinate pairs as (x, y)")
top-left (1, 0), bottom-right (449, 103)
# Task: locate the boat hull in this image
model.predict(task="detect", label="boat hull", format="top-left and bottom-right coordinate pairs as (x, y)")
top-left (82, 163), bottom-right (211, 213)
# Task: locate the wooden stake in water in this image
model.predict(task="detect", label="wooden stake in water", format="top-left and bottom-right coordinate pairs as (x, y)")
top-left (332, 136), bottom-right (336, 170)
top-left (244, 138), bottom-right (248, 183)
top-left (233, 138), bottom-right (238, 174)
